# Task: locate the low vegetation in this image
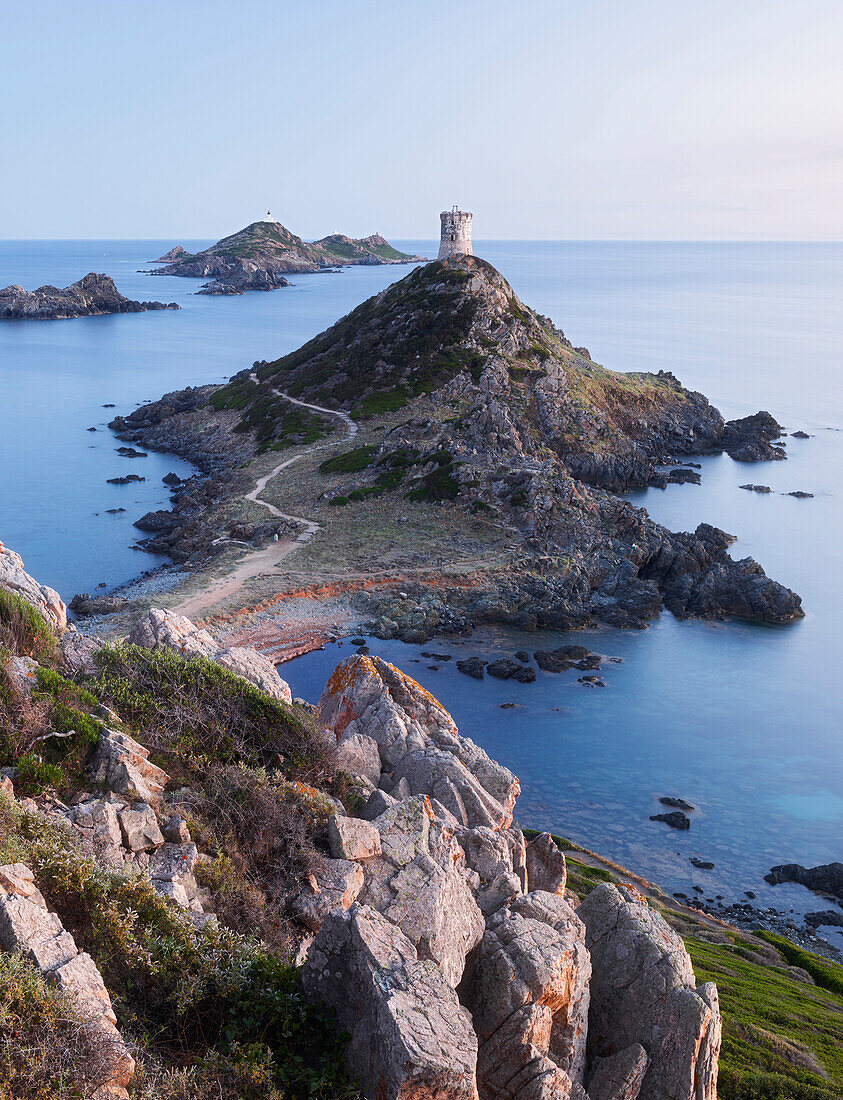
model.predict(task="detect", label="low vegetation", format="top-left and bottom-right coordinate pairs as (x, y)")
top-left (547, 840), bottom-right (843, 1100)
top-left (0, 797), bottom-right (355, 1100)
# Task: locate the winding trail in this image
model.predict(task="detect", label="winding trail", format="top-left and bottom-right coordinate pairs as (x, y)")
top-left (173, 384), bottom-right (356, 620)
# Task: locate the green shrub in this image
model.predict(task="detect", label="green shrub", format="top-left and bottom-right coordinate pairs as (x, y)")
top-left (319, 446), bottom-right (378, 475)
top-left (2, 801), bottom-right (355, 1099)
top-left (0, 950), bottom-right (120, 1100)
top-left (405, 465), bottom-right (460, 502)
top-left (0, 591), bottom-right (56, 662)
top-left (88, 644), bottom-right (333, 786)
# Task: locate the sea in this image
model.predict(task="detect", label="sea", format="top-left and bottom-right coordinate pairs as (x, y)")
top-left (1, 238), bottom-right (841, 946)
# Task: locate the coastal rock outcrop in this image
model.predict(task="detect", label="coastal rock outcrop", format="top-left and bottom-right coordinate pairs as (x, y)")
top-left (302, 659), bottom-right (721, 1100)
top-left (123, 254), bottom-right (804, 637)
top-left (0, 273), bottom-right (178, 320)
top-left (0, 541), bottom-right (66, 630)
top-left (127, 607), bottom-right (293, 703)
top-left (302, 905), bottom-right (480, 1100)
top-left (578, 883), bottom-right (721, 1100)
top-left (765, 861), bottom-right (843, 900)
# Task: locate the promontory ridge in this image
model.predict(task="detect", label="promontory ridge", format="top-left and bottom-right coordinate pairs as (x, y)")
top-left (109, 252), bottom-right (802, 646)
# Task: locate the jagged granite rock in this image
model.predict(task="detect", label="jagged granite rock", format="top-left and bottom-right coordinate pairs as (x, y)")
top-left (0, 541), bottom-right (66, 630)
top-left (577, 883), bottom-right (720, 1100)
top-left (128, 608), bottom-right (293, 703)
top-left (301, 904), bottom-right (479, 1100)
top-left (318, 654), bottom-right (520, 831)
top-left (290, 858), bottom-right (365, 932)
top-left (0, 273), bottom-right (178, 320)
top-left (526, 833), bottom-right (567, 895)
top-left (586, 1044), bottom-right (649, 1100)
top-left (467, 891), bottom-right (591, 1099)
top-left (89, 727), bottom-right (170, 805)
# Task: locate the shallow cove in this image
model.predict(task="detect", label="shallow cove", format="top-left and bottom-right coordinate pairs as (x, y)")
top-left (1, 239), bottom-right (841, 945)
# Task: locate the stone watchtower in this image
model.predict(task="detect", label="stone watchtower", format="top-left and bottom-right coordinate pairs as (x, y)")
top-left (438, 206), bottom-right (473, 260)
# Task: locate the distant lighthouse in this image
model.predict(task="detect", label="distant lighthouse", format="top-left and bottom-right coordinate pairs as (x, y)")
top-left (438, 206), bottom-right (473, 260)
top-left (264, 210), bottom-right (278, 224)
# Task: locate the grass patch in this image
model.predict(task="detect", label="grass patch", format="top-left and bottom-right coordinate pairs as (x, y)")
top-left (320, 445), bottom-right (378, 475)
top-left (687, 934), bottom-right (843, 1098)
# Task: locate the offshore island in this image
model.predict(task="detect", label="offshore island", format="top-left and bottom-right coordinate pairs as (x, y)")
top-left (149, 211), bottom-right (425, 294)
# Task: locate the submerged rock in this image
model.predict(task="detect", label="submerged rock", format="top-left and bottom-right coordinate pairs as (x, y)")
top-left (649, 812), bottom-right (691, 830)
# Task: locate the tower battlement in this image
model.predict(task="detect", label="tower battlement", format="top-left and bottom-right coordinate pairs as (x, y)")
top-left (438, 206), bottom-right (473, 260)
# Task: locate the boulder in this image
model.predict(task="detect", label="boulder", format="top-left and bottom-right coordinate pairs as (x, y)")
top-left (67, 800), bottom-right (125, 866)
top-left (318, 655), bottom-right (519, 830)
top-left (128, 608), bottom-right (292, 703)
top-left (328, 815), bottom-right (382, 861)
top-left (302, 904), bottom-right (479, 1100)
top-left (291, 858), bottom-right (365, 932)
top-left (0, 541), bottom-right (66, 631)
top-left (117, 803), bottom-right (164, 852)
top-left (526, 833), bottom-right (567, 895)
top-left (60, 629), bottom-right (102, 675)
top-left (586, 1044), bottom-right (648, 1100)
top-left (577, 883), bottom-right (720, 1100)
top-left (89, 728), bottom-right (170, 804)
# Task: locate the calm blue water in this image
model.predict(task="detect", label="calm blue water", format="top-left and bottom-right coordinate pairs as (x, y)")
top-left (1, 240), bottom-right (841, 941)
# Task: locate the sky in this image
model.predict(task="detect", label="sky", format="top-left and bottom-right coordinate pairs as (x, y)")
top-left (2, 0), bottom-right (842, 240)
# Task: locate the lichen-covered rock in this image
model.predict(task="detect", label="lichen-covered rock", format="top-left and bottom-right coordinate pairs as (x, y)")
top-left (328, 815), bottom-right (382, 861)
top-left (577, 884), bottom-right (720, 1100)
top-left (290, 858), bottom-right (365, 932)
top-left (467, 891), bottom-right (591, 1100)
top-left (526, 833), bottom-right (567, 896)
top-left (302, 904), bottom-right (479, 1100)
top-left (0, 541), bottom-right (66, 631)
top-left (89, 727), bottom-right (170, 804)
top-left (318, 655), bottom-right (520, 830)
top-left (128, 608), bottom-right (292, 702)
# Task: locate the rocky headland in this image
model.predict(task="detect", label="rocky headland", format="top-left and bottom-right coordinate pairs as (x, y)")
top-left (0, 273), bottom-right (179, 320)
top-left (1, 543), bottom-right (841, 1099)
top-left (108, 254), bottom-right (802, 645)
top-left (150, 219), bottom-right (425, 294)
